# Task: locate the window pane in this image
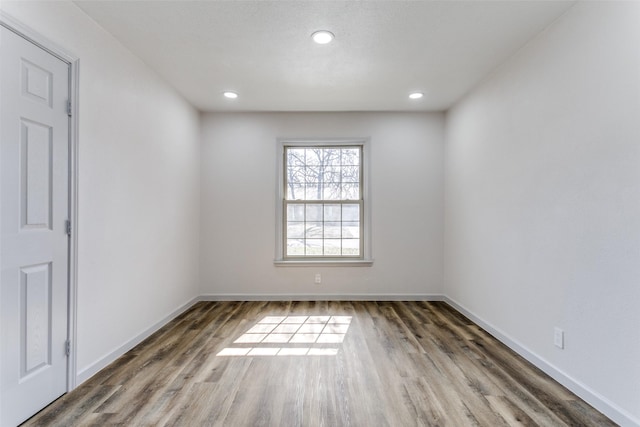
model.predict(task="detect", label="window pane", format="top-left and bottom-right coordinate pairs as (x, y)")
top-left (341, 166), bottom-right (359, 183)
top-left (323, 165), bottom-right (340, 183)
top-left (323, 148), bottom-right (340, 165)
top-left (287, 204), bottom-right (304, 221)
top-left (324, 239), bottom-right (341, 255)
top-left (287, 239), bottom-right (305, 256)
top-left (316, 163), bottom-right (329, 181)
top-left (287, 184), bottom-right (304, 200)
top-left (305, 184), bottom-right (321, 200)
top-left (342, 239), bottom-right (360, 256)
top-left (306, 205), bottom-right (322, 221)
top-left (287, 149), bottom-right (306, 167)
top-left (287, 167), bottom-right (305, 186)
top-left (305, 166), bottom-right (319, 183)
top-left (342, 184), bottom-right (359, 200)
top-left (324, 222), bottom-right (341, 238)
top-left (324, 204), bottom-right (341, 221)
top-left (323, 185), bottom-right (341, 200)
top-left (306, 240), bottom-right (323, 255)
top-left (341, 148), bottom-right (360, 166)
top-left (343, 204), bottom-right (360, 221)
top-left (342, 222), bottom-right (360, 238)
top-left (287, 222), bottom-right (304, 239)
top-left (305, 222), bottom-right (323, 238)
top-left (306, 148), bottom-right (323, 166)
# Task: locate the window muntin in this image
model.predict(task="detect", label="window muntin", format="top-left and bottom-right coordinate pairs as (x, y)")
top-left (284, 146), bottom-right (363, 258)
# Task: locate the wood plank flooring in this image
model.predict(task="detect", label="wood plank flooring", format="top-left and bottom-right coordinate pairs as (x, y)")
top-left (23, 301), bottom-right (617, 426)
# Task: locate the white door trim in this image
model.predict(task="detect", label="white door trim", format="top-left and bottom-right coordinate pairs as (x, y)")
top-left (0, 11), bottom-right (80, 392)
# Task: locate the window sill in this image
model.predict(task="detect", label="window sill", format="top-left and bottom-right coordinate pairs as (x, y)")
top-left (274, 259), bottom-right (374, 267)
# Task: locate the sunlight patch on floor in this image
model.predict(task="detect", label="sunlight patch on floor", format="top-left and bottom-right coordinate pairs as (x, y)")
top-left (216, 315), bottom-right (352, 357)
top-left (217, 347), bottom-right (340, 357)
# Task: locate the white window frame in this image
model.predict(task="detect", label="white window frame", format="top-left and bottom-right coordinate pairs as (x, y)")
top-left (275, 138), bottom-right (373, 266)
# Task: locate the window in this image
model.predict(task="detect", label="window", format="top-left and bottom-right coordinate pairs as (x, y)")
top-left (276, 140), bottom-right (371, 265)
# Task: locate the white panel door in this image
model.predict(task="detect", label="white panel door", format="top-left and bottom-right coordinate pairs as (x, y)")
top-left (0, 25), bottom-right (70, 426)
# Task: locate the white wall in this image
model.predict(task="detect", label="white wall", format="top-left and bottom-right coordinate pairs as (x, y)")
top-left (445, 2), bottom-right (640, 425)
top-left (200, 112), bottom-right (444, 298)
top-left (3, 1), bottom-right (636, 425)
top-left (0, 1), bottom-right (201, 381)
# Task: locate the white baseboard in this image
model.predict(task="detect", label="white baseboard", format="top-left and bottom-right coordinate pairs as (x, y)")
top-left (198, 293), bottom-right (445, 301)
top-left (443, 296), bottom-right (639, 427)
top-left (75, 296), bottom-right (199, 385)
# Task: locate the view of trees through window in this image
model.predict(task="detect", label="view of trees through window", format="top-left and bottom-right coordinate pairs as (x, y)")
top-left (284, 146), bottom-right (362, 257)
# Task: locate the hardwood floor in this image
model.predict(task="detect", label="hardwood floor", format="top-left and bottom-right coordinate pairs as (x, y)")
top-left (23, 301), bottom-right (616, 426)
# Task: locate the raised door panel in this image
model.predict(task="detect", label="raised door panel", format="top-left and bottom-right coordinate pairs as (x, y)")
top-left (20, 119), bottom-right (53, 230)
top-left (21, 58), bottom-right (53, 107)
top-left (21, 263), bottom-right (52, 377)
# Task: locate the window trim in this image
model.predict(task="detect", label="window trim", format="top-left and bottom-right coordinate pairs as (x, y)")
top-left (275, 138), bottom-right (373, 266)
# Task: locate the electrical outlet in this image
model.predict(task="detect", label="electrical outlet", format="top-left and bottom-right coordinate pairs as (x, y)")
top-left (315, 273), bottom-right (321, 284)
top-left (554, 327), bottom-right (564, 349)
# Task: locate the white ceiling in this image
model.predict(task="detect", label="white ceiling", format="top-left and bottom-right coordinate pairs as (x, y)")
top-left (74, 1), bottom-right (575, 112)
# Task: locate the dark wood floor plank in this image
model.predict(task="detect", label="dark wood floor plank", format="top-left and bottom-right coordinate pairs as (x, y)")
top-left (94, 303), bottom-right (228, 421)
top-left (22, 301), bottom-right (617, 427)
top-left (486, 395), bottom-right (540, 427)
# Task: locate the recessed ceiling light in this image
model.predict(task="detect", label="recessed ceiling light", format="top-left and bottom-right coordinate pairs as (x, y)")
top-left (223, 91), bottom-right (238, 99)
top-left (312, 30), bottom-right (334, 45)
top-left (409, 92), bottom-right (424, 100)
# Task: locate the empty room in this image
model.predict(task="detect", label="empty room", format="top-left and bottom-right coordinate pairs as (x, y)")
top-left (0, 0), bottom-right (638, 426)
